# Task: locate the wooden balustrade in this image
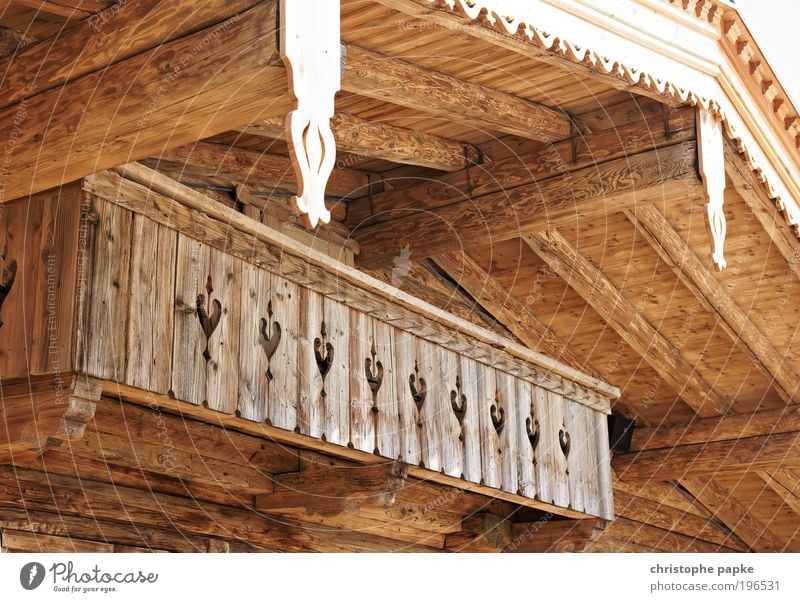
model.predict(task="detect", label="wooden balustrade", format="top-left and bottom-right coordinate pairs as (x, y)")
top-left (0, 176), bottom-right (618, 520)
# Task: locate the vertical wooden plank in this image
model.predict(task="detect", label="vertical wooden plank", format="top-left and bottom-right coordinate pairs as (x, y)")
top-left (583, 407), bottom-right (601, 517)
top-left (438, 346), bottom-right (463, 479)
top-left (564, 400), bottom-right (585, 513)
top-left (496, 370), bottom-right (518, 495)
top-left (373, 319), bottom-right (399, 460)
top-left (171, 235), bottom-right (210, 406)
top-left (348, 309), bottom-right (374, 453)
top-left (395, 329), bottom-right (420, 465)
top-left (595, 411), bottom-right (615, 520)
top-left (269, 274), bottom-right (298, 431)
top-left (31, 185), bottom-right (82, 375)
top-left (458, 355), bottom-right (481, 484)
top-left (298, 286), bottom-right (324, 438)
top-left (125, 216), bottom-right (176, 394)
top-left (76, 199), bottom-right (132, 381)
top-left (204, 249), bottom-right (241, 414)
top-left (477, 363), bottom-right (501, 489)
top-left (515, 378), bottom-right (536, 499)
top-left (0, 196), bottom-right (44, 377)
top-left (533, 386), bottom-right (570, 508)
top-left (237, 262), bottom-right (269, 422)
top-left (323, 297), bottom-right (349, 446)
top-left (414, 338), bottom-right (440, 472)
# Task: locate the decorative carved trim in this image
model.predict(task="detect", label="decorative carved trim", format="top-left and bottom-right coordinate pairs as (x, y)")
top-left (697, 107), bottom-right (727, 270)
top-left (422, 0), bottom-right (800, 241)
top-left (279, 0), bottom-right (341, 228)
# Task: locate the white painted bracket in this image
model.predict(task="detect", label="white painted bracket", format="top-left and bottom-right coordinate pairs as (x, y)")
top-left (696, 107), bottom-right (727, 271)
top-left (280, 0), bottom-right (341, 228)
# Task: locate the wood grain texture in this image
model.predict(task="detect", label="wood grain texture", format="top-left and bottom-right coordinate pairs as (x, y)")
top-left (239, 112), bottom-right (480, 171)
top-left (0, 2), bottom-right (287, 203)
top-left (681, 478), bottom-right (780, 552)
top-left (342, 44), bottom-right (571, 142)
top-left (524, 230), bottom-right (728, 418)
top-left (626, 204), bottom-right (800, 403)
top-left (615, 430), bottom-right (800, 481)
top-left (354, 142), bottom-right (698, 265)
top-left (0, 0), bottom-right (261, 110)
top-left (158, 141), bottom-right (369, 199)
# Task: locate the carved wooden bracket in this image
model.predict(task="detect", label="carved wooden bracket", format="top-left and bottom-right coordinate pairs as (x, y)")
top-left (1, 375), bottom-right (99, 459)
top-left (196, 275), bottom-right (222, 362)
top-left (279, 0), bottom-right (341, 228)
top-left (314, 321), bottom-right (334, 398)
top-left (697, 107), bottom-right (727, 271)
top-left (259, 300), bottom-right (282, 381)
top-left (0, 257), bottom-right (16, 330)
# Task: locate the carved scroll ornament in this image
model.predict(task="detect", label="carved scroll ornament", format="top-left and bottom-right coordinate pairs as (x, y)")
top-left (280, 0), bottom-right (341, 228)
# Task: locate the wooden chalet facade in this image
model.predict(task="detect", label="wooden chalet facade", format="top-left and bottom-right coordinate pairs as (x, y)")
top-left (0, 0), bottom-right (798, 552)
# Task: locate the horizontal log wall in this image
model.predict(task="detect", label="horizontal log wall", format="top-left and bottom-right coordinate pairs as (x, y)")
top-left (67, 194), bottom-right (613, 519)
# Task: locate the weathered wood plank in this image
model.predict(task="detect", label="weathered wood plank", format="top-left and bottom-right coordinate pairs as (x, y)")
top-left (477, 363), bottom-right (501, 489)
top-left (125, 214), bottom-right (176, 394)
top-left (298, 287), bottom-right (324, 438)
top-left (76, 198), bottom-right (132, 381)
top-left (373, 319), bottom-right (399, 460)
top-left (534, 387), bottom-right (570, 508)
top-left (237, 261), bottom-right (270, 422)
top-left (322, 297), bottom-right (350, 446)
top-left (515, 378), bottom-right (536, 499)
top-left (349, 309), bottom-right (374, 453)
top-left (459, 356), bottom-right (482, 484)
top-left (395, 329), bottom-right (421, 465)
top-left (415, 338), bottom-right (440, 472)
top-left (171, 235), bottom-right (210, 406)
top-left (437, 346), bottom-right (463, 479)
top-left (204, 248), bottom-right (241, 414)
top-left (496, 370), bottom-right (519, 495)
top-left (31, 184), bottom-right (82, 374)
top-left (268, 275), bottom-right (299, 431)
top-left (0, 194), bottom-right (44, 377)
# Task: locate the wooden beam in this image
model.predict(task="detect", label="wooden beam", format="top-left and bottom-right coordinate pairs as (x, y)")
top-left (238, 113), bottom-right (480, 172)
top-left (631, 403), bottom-right (800, 452)
top-left (445, 513), bottom-right (511, 552)
top-left (341, 44), bottom-right (571, 142)
top-left (432, 251), bottom-right (588, 370)
top-left (595, 516), bottom-right (739, 552)
top-left (0, 2), bottom-right (289, 203)
top-left (625, 204), bottom-right (800, 403)
top-left (255, 462), bottom-right (408, 514)
top-left (12, 0), bottom-right (95, 19)
top-left (156, 141), bottom-right (371, 199)
top-left (725, 144), bottom-right (800, 281)
top-left (759, 470), bottom-right (800, 516)
top-left (614, 431), bottom-right (800, 481)
top-left (354, 143), bottom-right (698, 266)
top-left (0, 466), bottom-right (439, 552)
top-left (0, 0), bottom-right (261, 110)
top-left (346, 104), bottom-right (695, 226)
top-left (506, 518), bottom-right (598, 552)
top-left (681, 479), bottom-right (780, 551)
top-left (523, 230), bottom-right (728, 417)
